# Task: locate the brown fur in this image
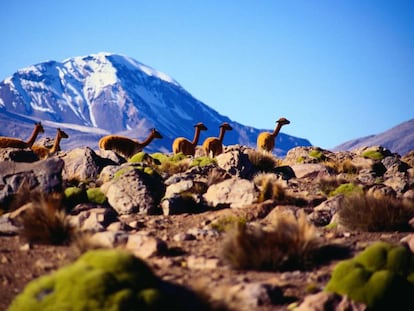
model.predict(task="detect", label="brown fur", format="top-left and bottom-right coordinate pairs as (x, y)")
top-left (172, 122), bottom-right (208, 156)
top-left (202, 122), bottom-right (233, 157)
top-left (32, 128), bottom-right (69, 159)
top-left (257, 117), bottom-right (290, 152)
top-left (0, 122), bottom-right (44, 149)
top-left (99, 128), bottom-right (163, 159)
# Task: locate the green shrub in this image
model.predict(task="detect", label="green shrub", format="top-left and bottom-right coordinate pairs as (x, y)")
top-left (210, 216), bottom-right (247, 233)
top-left (86, 188), bottom-right (107, 205)
top-left (361, 150), bottom-right (385, 160)
top-left (309, 148), bottom-right (326, 162)
top-left (190, 156), bottom-right (217, 167)
top-left (64, 186), bottom-right (87, 207)
top-left (325, 242), bottom-right (414, 310)
top-left (9, 249), bottom-right (206, 311)
top-left (329, 183), bottom-right (363, 197)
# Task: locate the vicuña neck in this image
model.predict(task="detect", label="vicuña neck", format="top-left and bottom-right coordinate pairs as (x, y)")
top-left (192, 128), bottom-right (202, 146)
top-left (26, 126), bottom-right (41, 147)
top-left (271, 123), bottom-right (283, 138)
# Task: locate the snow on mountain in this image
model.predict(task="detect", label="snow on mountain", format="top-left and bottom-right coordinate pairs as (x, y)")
top-left (0, 52), bottom-right (311, 155)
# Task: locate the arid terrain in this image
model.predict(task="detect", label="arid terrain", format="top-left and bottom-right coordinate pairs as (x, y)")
top-left (1, 145), bottom-right (414, 310)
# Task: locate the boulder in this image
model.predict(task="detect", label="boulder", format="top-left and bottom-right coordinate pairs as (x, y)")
top-left (102, 165), bottom-right (165, 215)
top-left (203, 178), bottom-right (258, 209)
top-left (0, 158), bottom-right (64, 210)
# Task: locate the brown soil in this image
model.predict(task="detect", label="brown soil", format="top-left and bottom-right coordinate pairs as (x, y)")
top-left (0, 211), bottom-right (409, 311)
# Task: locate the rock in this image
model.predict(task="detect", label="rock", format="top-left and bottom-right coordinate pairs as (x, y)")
top-left (203, 178), bottom-right (259, 209)
top-left (291, 163), bottom-right (333, 179)
top-left (0, 158), bottom-right (64, 210)
top-left (89, 231), bottom-right (128, 248)
top-left (69, 206), bottom-right (118, 232)
top-left (215, 147), bottom-right (256, 179)
top-left (102, 165), bottom-right (165, 215)
top-left (186, 255), bottom-right (220, 269)
top-left (60, 147), bottom-right (115, 181)
top-left (213, 282), bottom-right (284, 311)
top-left (125, 233), bottom-right (167, 259)
top-left (0, 148), bottom-right (38, 162)
top-left (296, 291), bottom-right (367, 311)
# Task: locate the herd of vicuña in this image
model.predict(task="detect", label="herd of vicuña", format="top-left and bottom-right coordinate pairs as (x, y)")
top-left (0, 117), bottom-right (290, 159)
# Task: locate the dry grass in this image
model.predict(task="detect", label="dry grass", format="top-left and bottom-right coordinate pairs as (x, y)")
top-left (18, 192), bottom-right (75, 245)
top-left (247, 149), bottom-right (282, 172)
top-left (253, 173), bottom-right (285, 203)
top-left (220, 211), bottom-right (323, 271)
top-left (337, 193), bottom-right (414, 232)
top-left (158, 158), bottom-right (191, 176)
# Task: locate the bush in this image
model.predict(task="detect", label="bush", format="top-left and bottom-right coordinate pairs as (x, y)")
top-left (210, 216), bottom-right (247, 233)
top-left (329, 183), bottom-right (363, 197)
top-left (220, 211), bottom-right (322, 271)
top-left (8, 249), bottom-right (160, 310)
top-left (362, 150), bottom-right (385, 160)
top-left (86, 187), bottom-right (107, 205)
top-left (336, 193), bottom-right (414, 232)
top-left (325, 242), bottom-right (414, 310)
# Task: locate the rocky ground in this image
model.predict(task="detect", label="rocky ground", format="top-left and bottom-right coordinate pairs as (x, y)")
top-left (1, 145), bottom-right (414, 310)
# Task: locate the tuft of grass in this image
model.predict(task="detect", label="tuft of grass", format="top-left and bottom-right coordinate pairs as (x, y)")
top-left (247, 149), bottom-right (281, 172)
top-left (254, 173), bottom-right (285, 203)
top-left (18, 192), bottom-right (75, 245)
top-left (337, 193), bottom-right (414, 232)
top-left (309, 148), bottom-right (326, 162)
top-left (220, 211), bottom-right (322, 271)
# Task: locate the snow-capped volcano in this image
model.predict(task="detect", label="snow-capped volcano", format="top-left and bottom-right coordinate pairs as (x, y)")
top-left (0, 52), bottom-right (311, 155)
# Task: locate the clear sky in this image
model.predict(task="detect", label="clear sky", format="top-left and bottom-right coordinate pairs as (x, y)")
top-left (1, 0), bottom-right (413, 149)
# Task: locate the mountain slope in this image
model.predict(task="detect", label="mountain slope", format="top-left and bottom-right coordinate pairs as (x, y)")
top-left (0, 52), bottom-right (311, 155)
top-left (333, 118), bottom-right (414, 156)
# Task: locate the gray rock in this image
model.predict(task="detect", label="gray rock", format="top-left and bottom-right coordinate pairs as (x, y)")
top-left (60, 147), bottom-right (115, 181)
top-left (216, 147), bottom-right (256, 179)
top-left (203, 178), bottom-right (258, 209)
top-left (125, 233), bottom-right (167, 258)
top-left (0, 148), bottom-right (38, 162)
top-left (0, 157), bottom-right (64, 209)
top-left (296, 291), bottom-right (367, 311)
top-left (102, 166), bottom-right (165, 215)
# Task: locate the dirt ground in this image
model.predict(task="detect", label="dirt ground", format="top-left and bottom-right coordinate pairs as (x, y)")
top-left (0, 211), bottom-right (409, 311)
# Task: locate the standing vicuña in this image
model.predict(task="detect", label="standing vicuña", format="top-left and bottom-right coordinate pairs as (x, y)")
top-left (257, 117), bottom-right (290, 152)
top-left (0, 122), bottom-right (44, 149)
top-left (202, 122), bottom-right (233, 157)
top-left (32, 128), bottom-right (69, 159)
top-left (99, 128), bottom-right (163, 159)
top-left (172, 122), bottom-right (208, 156)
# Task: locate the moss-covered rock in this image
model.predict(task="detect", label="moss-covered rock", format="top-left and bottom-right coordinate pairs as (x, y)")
top-left (325, 242), bottom-right (414, 309)
top-left (8, 249), bottom-right (190, 311)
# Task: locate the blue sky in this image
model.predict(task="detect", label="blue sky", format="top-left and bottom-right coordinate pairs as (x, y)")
top-left (1, 0), bottom-right (413, 149)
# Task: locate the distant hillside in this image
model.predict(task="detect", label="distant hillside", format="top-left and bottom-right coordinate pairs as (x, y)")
top-left (0, 52), bottom-right (311, 156)
top-left (334, 118), bottom-right (414, 156)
